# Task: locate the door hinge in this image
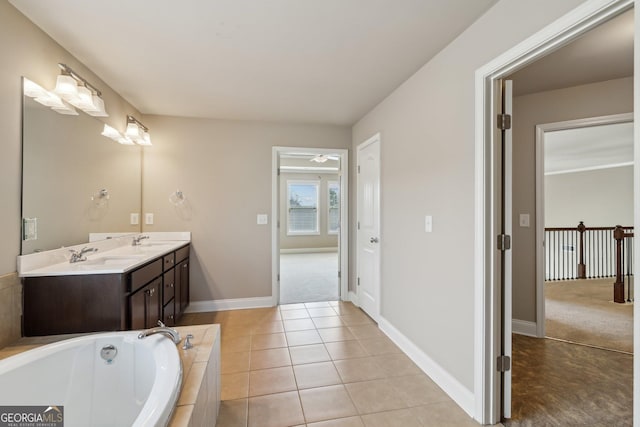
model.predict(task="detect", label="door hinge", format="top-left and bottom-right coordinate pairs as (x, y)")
top-left (338, 270), bottom-right (341, 278)
top-left (497, 113), bottom-right (512, 130)
top-left (497, 355), bottom-right (511, 372)
top-left (277, 168), bottom-right (281, 176)
top-left (357, 221), bottom-right (360, 230)
top-left (277, 274), bottom-right (280, 281)
top-left (277, 220), bottom-right (280, 229)
top-left (357, 277), bottom-right (360, 286)
top-left (497, 234), bottom-right (511, 251)
top-left (358, 165), bottom-right (361, 173)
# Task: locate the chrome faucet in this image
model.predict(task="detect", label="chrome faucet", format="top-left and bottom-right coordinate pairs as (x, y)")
top-left (69, 247), bottom-right (97, 263)
top-left (132, 235), bottom-right (150, 246)
top-left (138, 321), bottom-right (181, 344)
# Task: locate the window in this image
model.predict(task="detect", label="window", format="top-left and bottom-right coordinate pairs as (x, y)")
top-left (287, 181), bottom-right (320, 235)
top-left (328, 181), bottom-right (340, 234)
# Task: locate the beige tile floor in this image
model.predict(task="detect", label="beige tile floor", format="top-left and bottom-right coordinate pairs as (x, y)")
top-left (179, 301), bottom-right (481, 427)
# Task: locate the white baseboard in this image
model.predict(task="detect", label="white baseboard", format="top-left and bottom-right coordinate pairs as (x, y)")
top-left (512, 319), bottom-right (538, 337)
top-left (378, 316), bottom-right (475, 418)
top-left (185, 296), bottom-right (274, 313)
top-left (280, 247), bottom-right (339, 254)
top-left (347, 291), bottom-right (359, 305)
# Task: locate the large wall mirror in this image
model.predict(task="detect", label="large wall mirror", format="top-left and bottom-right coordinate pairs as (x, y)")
top-left (21, 80), bottom-right (142, 254)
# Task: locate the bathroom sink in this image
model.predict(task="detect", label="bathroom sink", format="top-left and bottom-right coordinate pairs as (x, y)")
top-left (78, 255), bottom-right (146, 267)
top-left (133, 243), bottom-right (176, 252)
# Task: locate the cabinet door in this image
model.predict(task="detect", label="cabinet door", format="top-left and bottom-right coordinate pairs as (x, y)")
top-left (146, 278), bottom-right (161, 328)
top-left (163, 300), bottom-right (176, 327)
top-left (179, 259), bottom-right (189, 314)
top-left (130, 278), bottom-right (161, 329)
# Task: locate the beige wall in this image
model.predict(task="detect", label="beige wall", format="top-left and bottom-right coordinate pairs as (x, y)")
top-left (279, 172), bottom-right (339, 251)
top-left (352, 0), bottom-right (587, 393)
top-left (511, 77), bottom-right (633, 323)
top-left (545, 166), bottom-right (634, 227)
top-left (140, 115), bottom-right (350, 301)
top-left (0, 1), bottom-right (141, 348)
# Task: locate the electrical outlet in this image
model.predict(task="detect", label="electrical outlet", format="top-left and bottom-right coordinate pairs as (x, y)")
top-left (145, 213), bottom-right (154, 225)
top-left (130, 213), bottom-right (139, 225)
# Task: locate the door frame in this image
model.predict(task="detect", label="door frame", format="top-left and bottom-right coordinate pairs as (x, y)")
top-left (271, 146), bottom-right (349, 305)
top-left (355, 133), bottom-right (382, 321)
top-left (473, 0), bottom-right (635, 424)
top-left (534, 112), bottom-right (634, 339)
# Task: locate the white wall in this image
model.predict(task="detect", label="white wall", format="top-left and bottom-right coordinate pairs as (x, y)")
top-left (352, 0), bottom-right (587, 397)
top-left (141, 115), bottom-right (351, 302)
top-left (545, 166), bottom-right (634, 227)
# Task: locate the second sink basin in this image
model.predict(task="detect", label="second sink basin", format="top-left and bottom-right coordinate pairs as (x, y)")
top-left (80, 255), bottom-right (146, 266)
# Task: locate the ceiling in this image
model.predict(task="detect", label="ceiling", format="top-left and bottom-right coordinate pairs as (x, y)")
top-left (10, 0), bottom-right (498, 125)
top-left (544, 121), bottom-right (634, 175)
top-left (509, 9), bottom-right (634, 96)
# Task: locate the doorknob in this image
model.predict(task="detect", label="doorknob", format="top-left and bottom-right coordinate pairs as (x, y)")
top-left (370, 237), bottom-right (379, 243)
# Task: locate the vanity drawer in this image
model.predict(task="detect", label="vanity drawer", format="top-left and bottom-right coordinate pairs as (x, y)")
top-left (129, 259), bottom-right (162, 292)
top-left (175, 245), bottom-right (190, 263)
top-left (163, 270), bottom-right (175, 305)
top-left (163, 253), bottom-right (175, 270)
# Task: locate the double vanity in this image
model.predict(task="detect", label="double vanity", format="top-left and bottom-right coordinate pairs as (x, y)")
top-left (18, 232), bottom-right (191, 336)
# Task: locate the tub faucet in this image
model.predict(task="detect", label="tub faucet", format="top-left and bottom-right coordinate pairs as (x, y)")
top-left (132, 235), bottom-right (150, 246)
top-left (69, 247), bottom-right (97, 263)
top-left (138, 321), bottom-right (181, 344)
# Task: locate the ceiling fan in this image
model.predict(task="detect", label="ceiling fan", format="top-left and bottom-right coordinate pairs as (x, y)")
top-left (310, 154), bottom-right (340, 163)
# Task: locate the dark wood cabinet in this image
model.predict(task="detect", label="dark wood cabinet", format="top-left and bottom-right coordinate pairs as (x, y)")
top-left (130, 277), bottom-right (161, 330)
top-left (171, 245), bottom-right (190, 323)
top-left (23, 243), bottom-right (190, 336)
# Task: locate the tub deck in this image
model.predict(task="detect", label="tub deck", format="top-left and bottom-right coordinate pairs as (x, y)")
top-left (0, 324), bottom-right (220, 427)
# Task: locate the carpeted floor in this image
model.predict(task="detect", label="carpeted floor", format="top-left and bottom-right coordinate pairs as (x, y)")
top-left (279, 252), bottom-right (339, 304)
top-left (545, 278), bottom-right (633, 353)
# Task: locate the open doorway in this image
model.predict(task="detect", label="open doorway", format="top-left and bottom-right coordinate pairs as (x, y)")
top-left (537, 114), bottom-right (634, 349)
top-left (271, 147), bottom-right (349, 305)
top-left (475, 1), bottom-right (636, 425)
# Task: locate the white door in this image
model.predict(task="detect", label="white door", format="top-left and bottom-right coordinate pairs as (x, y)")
top-left (499, 80), bottom-right (513, 420)
top-left (357, 134), bottom-right (381, 320)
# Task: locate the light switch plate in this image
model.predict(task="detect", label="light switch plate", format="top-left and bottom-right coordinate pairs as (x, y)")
top-left (519, 213), bottom-right (530, 228)
top-left (130, 213), bottom-right (139, 225)
top-left (23, 217), bottom-right (38, 241)
top-left (425, 215), bottom-right (433, 233)
top-left (145, 213), bottom-right (154, 225)
top-left (257, 214), bottom-right (268, 225)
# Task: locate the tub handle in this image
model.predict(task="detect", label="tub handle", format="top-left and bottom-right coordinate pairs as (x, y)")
top-left (182, 334), bottom-right (194, 350)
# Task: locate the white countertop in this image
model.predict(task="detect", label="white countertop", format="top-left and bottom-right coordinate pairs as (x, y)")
top-left (18, 232), bottom-right (191, 277)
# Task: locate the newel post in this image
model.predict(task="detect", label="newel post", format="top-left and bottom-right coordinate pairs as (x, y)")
top-left (613, 225), bottom-right (626, 303)
top-left (577, 221), bottom-right (586, 279)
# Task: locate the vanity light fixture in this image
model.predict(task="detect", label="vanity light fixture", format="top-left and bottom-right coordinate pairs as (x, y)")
top-left (23, 77), bottom-right (78, 115)
top-left (53, 63), bottom-right (108, 117)
top-left (125, 116), bottom-right (152, 146)
top-left (100, 116), bottom-right (152, 146)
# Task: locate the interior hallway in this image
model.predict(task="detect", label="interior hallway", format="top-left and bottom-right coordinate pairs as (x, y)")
top-left (179, 302), bottom-right (484, 427)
